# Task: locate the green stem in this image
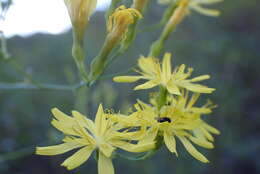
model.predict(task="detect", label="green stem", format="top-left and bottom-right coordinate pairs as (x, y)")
top-left (156, 86), bottom-right (168, 111)
top-left (72, 31), bottom-right (89, 82)
top-left (0, 81), bottom-right (86, 91)
top-left (148, 1), bottom-right (185, 57)
top-left (89, 32), bottom-right (121, 82)
top-left (74, 84), bottom-right (89, 114)
top-left (0, 139), bottom-right (59, 163)
top-left (0, 31), bottom-right (10, 59)
top-left (148, 21), bottom-right (177, 58)
top-left (154, 133), bottom-right (164, 149)
top-left (0, 66), bottom-right (134, 91)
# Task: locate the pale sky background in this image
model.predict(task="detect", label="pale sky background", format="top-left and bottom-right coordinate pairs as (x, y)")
top-left (0, 0), bottom-right (111, 37)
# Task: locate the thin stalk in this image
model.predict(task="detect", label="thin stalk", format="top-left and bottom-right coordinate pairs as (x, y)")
top-left (149, 1), bottom-right (188, 57)
top-left (72, 31), bottom-right (89, 82)
top-left (157, 86), bottom-right (168, 111)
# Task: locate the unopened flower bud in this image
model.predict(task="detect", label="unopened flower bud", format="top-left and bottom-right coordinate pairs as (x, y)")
top-left (89, 6), bottom-right (142, 81)
top-left (107, 5), bottom-right (142, 39)
top-left (64, 0), bottom-right (97, 41)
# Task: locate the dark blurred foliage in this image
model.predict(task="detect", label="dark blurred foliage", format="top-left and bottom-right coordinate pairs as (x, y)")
top-left (0, 0), bottom-right (259, 174)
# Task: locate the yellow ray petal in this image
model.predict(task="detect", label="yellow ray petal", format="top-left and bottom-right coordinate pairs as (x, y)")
top-left (140, 127), bottom-right (158, 143)
top-left (113, 140), bottom-right (155, 153)
top-left (134, 80), bottom-right (159, 90)
top-left (138, 57), bottom-right (157, 74)
top-left (196, 0), bottom-right (223, 4)
top-left (176, 64), bottom-right (186, 75)
top-left (187, 93), bottom-right (200, 108)
top-left (62, 136), bottom-right (90, 145)
top-left (189, 75), bottom-right (210, 82)
top-left (191, 5), bottom-right (220, 17)
top-left (72, 110), bottom-right (95, 133)
top-left (201, 127), bottom-right (214, 142)
top-left (190, 107), bottom-right (212, 114)
top-left (162, 53), bottom-right (172, 81)
top-left (113, 128), bottom-right (146, 141)
top-left (61, 146), bottom-right (94, 170)
top-left (73, 117), bottom-right (96, 145)
top-left (95, 104), bottom-right (106, 135)
top-left (164, 131), bottom-right (178, 155)
top-left (36, 142), bottom-right (83, 156)
top-left (98, 151), bottom-right (114, 174)
top-left (113, 76), bottom-right (143, 83)
top-left (100, 143), bottom-right (115, 158)
top-left (51, 108), bottom-right (73, 122)
top-left (203, 122), bottom-right (220, 135)
top-left (166, 83), bottom-right (181, 95)
top-left (51, 119), bottom-right (77, 136)
top-left (181, 83), bottom-right (215, 93)
top-left (189, 136), bottom-right (214, 149)
top-left (177, 136), bottom-right (209, 163)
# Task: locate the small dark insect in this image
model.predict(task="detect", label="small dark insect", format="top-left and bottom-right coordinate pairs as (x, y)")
top-left (156, 117), bottom-right (171, 123)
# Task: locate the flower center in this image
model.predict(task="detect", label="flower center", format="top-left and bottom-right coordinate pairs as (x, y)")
top-left (155, 117), bottom-right (171, 123)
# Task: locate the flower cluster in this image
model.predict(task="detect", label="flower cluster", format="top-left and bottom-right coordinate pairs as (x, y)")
top-left (36, 1), bottom-right (222, 174)
top-left (112, 53), bottom-right (219, 163)
top-left (37, 53), bottom-right (219, 173)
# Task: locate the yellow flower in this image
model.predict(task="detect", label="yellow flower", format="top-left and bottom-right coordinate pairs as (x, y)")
top-left (114, 53), bottom-right (215, 95)
top-left (158, 0), bottom-right (222, 17)
top-left (112, 92), bottom-right (220, 163)
top-left (162, 93), bottom-right (220, 162)
top-left (36, 104), bottom-right (154, 173)
top-left (108, 5), bottom-right (142, 37)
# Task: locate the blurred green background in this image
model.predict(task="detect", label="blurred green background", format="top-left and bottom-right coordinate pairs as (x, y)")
top-left (0, 0), bottom-right (259, 174)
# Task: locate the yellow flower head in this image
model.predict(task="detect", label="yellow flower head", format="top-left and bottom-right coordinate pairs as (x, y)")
top-left (112, 94), bottom-right (219, 163)
top-left (108, 5), bottom-right (142, 36)
top-left (158, 0), bottom-right (223, 17)
top-left (64, 0), bottom-right (97, 33)
top-left (36, 104), bottom-right (154, 173)
top-left (161, 93), bottom-right (220, 162)
top-left (114, 53), bottom-right (215, 95)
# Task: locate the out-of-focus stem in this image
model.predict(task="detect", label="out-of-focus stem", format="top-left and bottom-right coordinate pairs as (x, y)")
top-left (74, 84), bottom-right (89, 114)
top-left (157, 86), bottom-right (168, 111)
top-left (89, 31), bottom-right (122, 82)
top-left (0, 31), bottom-right (10, 59)
top-left (149, 0), bottom-right (189, 57)
top-left (132, 0), bottom-right (149, 13)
